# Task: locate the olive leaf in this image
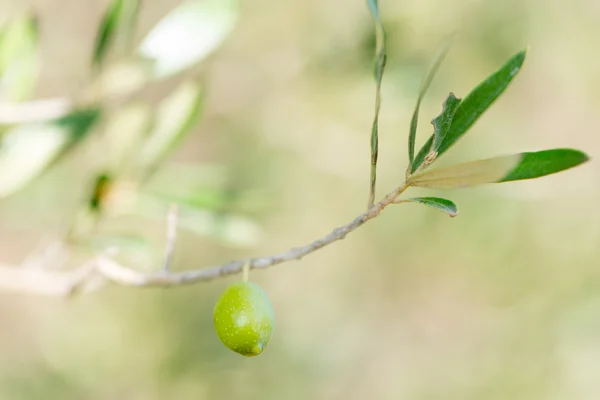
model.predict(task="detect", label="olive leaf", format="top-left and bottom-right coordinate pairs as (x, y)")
top-left (366, 0), bottom-right (387, 207)
top-left (499, 148), bottom-right (589, 182)
top-left (411, 49), bottom-right (527, 173)
top-left (137, 0), bottom-right (238, 80)
top-left (87, 58), bottom-right (154, 100)
top-left (0, 13), bottom-right (39, 101)
top-left (407, 154), bottom-right (523, 189)
top-left (397, 197), bottom-right (458, 217)
top-left (92, 0), bottom-right (141, 68)
top-left (0, 109), bottom-right (100, 197)
top-left (407, 35), bottom-right (454, 166)
top-left (407, 148), bottom-right (589, 189)
top-left (430, 93), bottom-right (461, 155)
top-left (136, 79), bottom-right (204, 179)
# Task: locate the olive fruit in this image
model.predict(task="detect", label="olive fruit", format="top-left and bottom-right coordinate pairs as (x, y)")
top-left (213, 281), bottom-right (275, 357)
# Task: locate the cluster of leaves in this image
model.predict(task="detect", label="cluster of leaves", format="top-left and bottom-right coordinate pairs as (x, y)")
top-left (367, 1), bottom-right (588, 217)
top-left (0, 1), bottom-right (265, 258)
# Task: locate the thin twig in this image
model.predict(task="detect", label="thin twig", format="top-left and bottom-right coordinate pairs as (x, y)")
top-left (0, 184), bottom-right (408, 295)
top-left (0, 261), bottom-right (93, 296)
top-left (162, 204), bottom-right (179, 272)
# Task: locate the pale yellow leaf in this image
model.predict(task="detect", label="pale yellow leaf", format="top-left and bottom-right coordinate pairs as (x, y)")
top-left (406, 154), bottom-right (523, 189)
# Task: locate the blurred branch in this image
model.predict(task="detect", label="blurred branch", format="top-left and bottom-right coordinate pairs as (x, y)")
top-left (0, 184), bottom-right (407, 295)
top-left (161, 203), bottom-right (178, 272)
top-left (0, 260), bottom-right (95, 296)
top-left (0, 97), bottom-right (73, 124)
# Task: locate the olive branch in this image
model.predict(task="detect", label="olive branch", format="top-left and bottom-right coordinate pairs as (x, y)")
top-left (0, 0), bottom-right (589, 297)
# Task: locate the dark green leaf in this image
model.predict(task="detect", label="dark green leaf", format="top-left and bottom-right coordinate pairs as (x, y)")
top-left (399, 197), bottom-right (458, 217)
top-left (407, 35), bottom-right (454, 166)
top-left (55, 108), bottom-right (101, 141)
top-left (92, 0), bottom-right (141, 68)
top-left (407, 154), bottom-right (522, 189)
top-left (411, 49), bottom-right (527, 173)
top-left (367, 0), bottom-right (387, 208)
top-left (431, 93), bottom-right (461, 154)
top-left (499, 148), bottom-right (589, 182)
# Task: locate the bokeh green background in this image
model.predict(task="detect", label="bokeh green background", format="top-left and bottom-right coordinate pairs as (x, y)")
top-left (0, 0), bottom-right (599, 399)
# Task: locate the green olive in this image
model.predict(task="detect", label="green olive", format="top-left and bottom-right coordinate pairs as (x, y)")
top-left (213, 281), bottom-right (275, 357)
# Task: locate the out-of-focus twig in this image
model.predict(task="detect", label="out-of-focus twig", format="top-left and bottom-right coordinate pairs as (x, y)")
top-left (0, 97), bottom-right (73, 125)
top-left (162, 204), bottom-right (178, 272)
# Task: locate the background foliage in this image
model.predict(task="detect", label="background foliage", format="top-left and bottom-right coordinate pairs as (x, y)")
top-left (0, 0), bottom-right (598, 399)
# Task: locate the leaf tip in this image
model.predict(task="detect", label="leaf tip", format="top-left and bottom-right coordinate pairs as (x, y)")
top-left (581, 151), bottom-right (591, 163)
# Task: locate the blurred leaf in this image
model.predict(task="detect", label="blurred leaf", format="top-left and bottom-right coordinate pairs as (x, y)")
top-left (88, 58), bottom-right (153, 100)
top-left (103, 102), bottom-right (151, 170)
top-left (136, 194), bottom-right (261, 248)
top-left (499, 148), bottom-right (589, 182)
top-left (0, 13), bottom-right (39, 101)
top-left (92, 0), bottom-right (141, 68)
top-left (407, 35), bottom-right (454, 167)
top-left (137, 79), bottom-right (204, 177)
top-left (149, 163), bottom-right (228, 188)
top-left (367, 0), bottom-right (387, 207)
top-left (54, 109), bottom-right (100, 141)
top-left (400, 197), bottom-right (458, 217)
top-left (145, 186), bottom-right (229, 212)
top-left (0, 109), bottom-right (99, 197)
top-left (83, 233), bottom-right (156, 268)
top-left (407, 154), bottom-right (522, 189)
top-left (138, 0), bottom-right (238, 79)
top-left (411, 49), bottom-right (527, 173)
top-left (431, 93), bottom-right (461, 155)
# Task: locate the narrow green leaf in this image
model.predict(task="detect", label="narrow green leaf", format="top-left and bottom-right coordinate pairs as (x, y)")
top-left (137, 80), bottom-right (204, 178)
top-left (0, 109), bottom-right (100, 197)
top-left (399, 197), bottom-right (458, 217)
top-left (92, 0), bottom-right (141, 68)
top-left (93, 0), bottom-right (124, 67)
top-left (0, 13), bottom-right (39, 101)
top-left (407, 35), bottom-right (454, 166)
top-left (367, 0), bottom-right (387, 208)
top-left (431, 93), bottom-right (461, 153)
top-left (407, 154), bottom-right (522, 189)
top-left (138, 0), bottom-right (238, 79)
top-left (499, 148), bottom-right (589, 182)
top-left (411, 49), bottom-right (527, 173)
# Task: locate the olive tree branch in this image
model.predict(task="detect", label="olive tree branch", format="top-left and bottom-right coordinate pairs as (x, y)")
top-left (0, 183), bottom-right (408, 295)
top-left (95, 183), bottom-right (407, 287)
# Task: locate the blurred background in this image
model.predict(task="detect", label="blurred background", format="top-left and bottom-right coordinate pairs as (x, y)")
top-left (0, 0), bottom-right (598, 399)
